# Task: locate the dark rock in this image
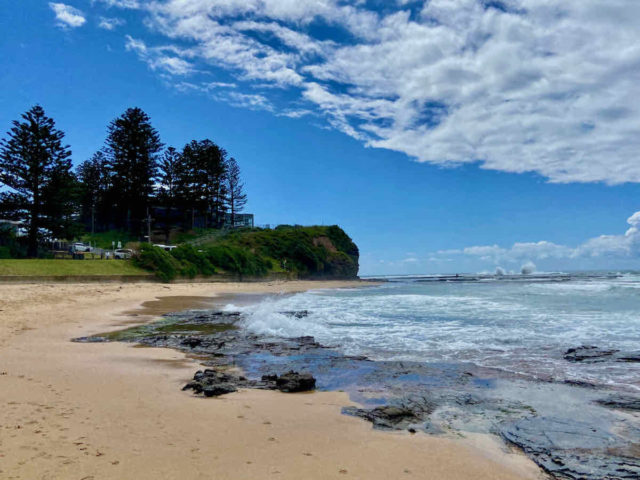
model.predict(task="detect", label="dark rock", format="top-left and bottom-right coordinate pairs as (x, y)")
top-left (343, 405), bottom-right (420, 430)
top-left (182, 337), bottom-right (202, 348)
top-left (564, 346), bottom-right (619, 363)
top-left (596, 395), bottom-right (640, 411)
top-left (183, 369), bottom-right (242, 397)
top-left (616, 353), bottom-right (640, 362)
top-left (564, 346), bottom-right (640, 364)
top-left (203, 384), bottom-right (237, 397)
top-left (562, 379), bottom-right (600, 389)
top-left (279, 310), bottom-right (310, 318)
top-left (72, 336), bottom-right (108, 343)
top-left (275, 371), bottom-right (316, 392)
top-left (501, 416), bottom-right (640, 480)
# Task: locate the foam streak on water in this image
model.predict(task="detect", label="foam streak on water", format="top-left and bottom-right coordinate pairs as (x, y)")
top-left (228, 272), bottom-right (640, 392)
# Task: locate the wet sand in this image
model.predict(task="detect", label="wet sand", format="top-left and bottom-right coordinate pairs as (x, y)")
top-left (0, 282), bottom-right (544, 479)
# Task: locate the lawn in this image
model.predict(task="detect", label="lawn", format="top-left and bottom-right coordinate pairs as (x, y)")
top-left (0, 259), bottom-right (151, 277)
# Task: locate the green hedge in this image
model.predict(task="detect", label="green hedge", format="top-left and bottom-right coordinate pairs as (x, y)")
top-left (133, 243), bottom-right (269, 281)
top-left (133, 244), bottom-right (181, 282)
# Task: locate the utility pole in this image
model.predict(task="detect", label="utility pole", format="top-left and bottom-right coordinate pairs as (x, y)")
top-left (145, 207), bottom-right (153, 244)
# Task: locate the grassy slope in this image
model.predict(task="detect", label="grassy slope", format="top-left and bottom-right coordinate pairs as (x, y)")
top-left (0, 259), bottom-right (151, 276)
top-left (202, 226), bottom-right (360, 278)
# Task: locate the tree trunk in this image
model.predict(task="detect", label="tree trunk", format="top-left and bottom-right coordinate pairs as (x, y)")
top-left (27, 184), bottom-right (40, 257)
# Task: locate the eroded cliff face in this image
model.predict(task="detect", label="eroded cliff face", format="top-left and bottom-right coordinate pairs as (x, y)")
top-left (308, 230), bottom-right (359, 279)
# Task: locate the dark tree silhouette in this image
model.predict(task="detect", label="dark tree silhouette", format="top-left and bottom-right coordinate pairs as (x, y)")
top-left (76, 151), bottom-right (110, 234)
top-left (225, 157), bottom-right (247, 227)
top-left (0, 105), bottom-right (73, 256)
top-left (105, 107), bottom-right (162, 234)
top-left (40, 168), bottom-right (83, 241)
top-left (157, 147), bottom-right (183, 240)
top-left (180, 140), bottom-right (228, 229)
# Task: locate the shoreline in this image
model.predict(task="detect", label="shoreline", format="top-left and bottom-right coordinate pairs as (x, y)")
top-left (0, 281), bottom-right (542, 479)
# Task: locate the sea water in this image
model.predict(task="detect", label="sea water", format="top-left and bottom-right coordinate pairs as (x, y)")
top-left (228, 272), bottom-right (640, 392)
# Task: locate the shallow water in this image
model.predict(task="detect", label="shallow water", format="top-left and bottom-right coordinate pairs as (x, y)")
top-left (228, 271), bottom-right (640, 392)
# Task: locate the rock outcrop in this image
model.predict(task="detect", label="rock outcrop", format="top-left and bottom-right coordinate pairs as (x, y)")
top-left (182, 368), bottom-right (316, 397)
top-left (563, 346), bottom-right (640, 363)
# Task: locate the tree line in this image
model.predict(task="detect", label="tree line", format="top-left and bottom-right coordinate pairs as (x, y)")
top-left (0, 105), bottom-right (247, 257)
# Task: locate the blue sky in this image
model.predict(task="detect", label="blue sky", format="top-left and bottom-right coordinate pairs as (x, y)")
top-left (2, 1), bottom-right (640, 275)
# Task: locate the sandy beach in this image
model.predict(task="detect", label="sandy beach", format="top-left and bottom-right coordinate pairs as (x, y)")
top-left (0, 281), bottom-right (543, 480)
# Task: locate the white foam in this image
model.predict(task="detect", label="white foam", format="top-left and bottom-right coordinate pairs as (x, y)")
top-left (225, 276), bottom-right (640, 391)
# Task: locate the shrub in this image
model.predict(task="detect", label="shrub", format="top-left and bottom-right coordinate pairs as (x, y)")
top-left (170, 244), bottom-right (215, 276)
top-left (179, 260), bottom-right (198, 279)
top-left (204, 244), bottom-right (269, 277)
top-left (133, 244), bottom-right (180, 282)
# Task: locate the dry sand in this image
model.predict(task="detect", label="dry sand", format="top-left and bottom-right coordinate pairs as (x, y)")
top-left (0, 281), bottom-right (545, 480)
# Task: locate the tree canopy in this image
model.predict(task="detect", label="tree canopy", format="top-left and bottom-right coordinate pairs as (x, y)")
top-left (0, 105), bottom-right (75, 256)
top-left (0, 105), bottom-right (250, 257)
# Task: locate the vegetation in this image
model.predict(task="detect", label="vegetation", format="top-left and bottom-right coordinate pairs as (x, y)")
top-left (0, 106), bottom-right (79, 256)
top-left (105, 107), bottom-right (163, 235)
top-left (0, 105), bottom-right (249, 257)
top-left (203, 225), bottom-right (359, 279)
top-left (133, 244), bottom-right (182, 282)
top-left (0, 106), bottom-right (361, 282)
top-left (203, 244), bottom-right (270, 277)
top-left (0, 259), bottom-right (150, 276)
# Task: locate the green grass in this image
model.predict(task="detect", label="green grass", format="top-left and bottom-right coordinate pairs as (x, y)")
top-left (0, 259), bottom-right (151, 276)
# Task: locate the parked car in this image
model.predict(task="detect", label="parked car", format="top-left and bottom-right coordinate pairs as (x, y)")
top-left (71, 242), bottom-right (92, 253)
top-left (113, 248), bottom-right (133, 259)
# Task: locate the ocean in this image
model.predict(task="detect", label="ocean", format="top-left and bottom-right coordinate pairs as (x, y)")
top-left (231, 271), bottom-right (640, 393)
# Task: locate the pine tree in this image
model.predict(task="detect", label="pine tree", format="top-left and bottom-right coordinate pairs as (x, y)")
top-left (225, 157), bottom-right (247, 228)
top-left (76, 151), bottom-right (110, 234)
top-left (41, 168), bottom-right (83, 241)
top-left (105, 107), bottom-right (162, 234)
top-left (180, 140), bottom-right (228, 229)
top-left (0, 105), bottom-right (73, 257)
top-left (157, 147), bottom-right (183, 240)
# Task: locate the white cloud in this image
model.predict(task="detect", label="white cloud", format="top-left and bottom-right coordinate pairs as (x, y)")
top-left (174, 81), bottom-right (273, 111)
top-left (431, 210), bottom-right (640, 266)
top-left (90, 0), bottom-right (640, 184)
top-left (98, 16), bottom-right (125, 30)
top-left (93, 0), bottom-right (141, 8)
top-left (125, 36), bottom-right (196, 76)
top-left (49, 3), bottom-right (86, 28)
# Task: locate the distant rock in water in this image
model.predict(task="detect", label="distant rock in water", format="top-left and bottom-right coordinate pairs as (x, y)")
top-left (564, 346), bottom-right (640, 363)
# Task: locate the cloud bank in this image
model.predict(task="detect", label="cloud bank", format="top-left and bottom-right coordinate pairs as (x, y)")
top-left (49, 3), bottom-right (86, 28)
top-left (88, 0), bottom-right (640, 185)
top-left (434, 210), bottom-right (640, 267)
